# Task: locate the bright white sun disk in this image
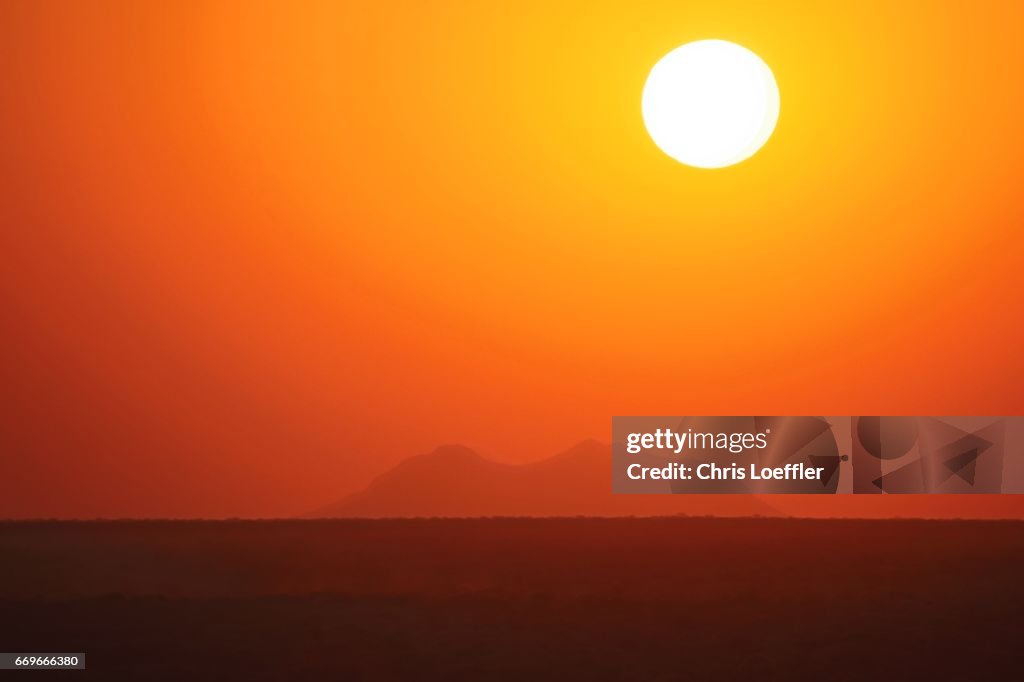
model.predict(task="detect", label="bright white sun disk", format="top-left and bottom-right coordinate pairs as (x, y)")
top-left (642, 40), bottom-right (779, 168)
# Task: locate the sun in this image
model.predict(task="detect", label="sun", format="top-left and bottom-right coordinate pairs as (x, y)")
top-left (642, 40), bottom-right (780, 169)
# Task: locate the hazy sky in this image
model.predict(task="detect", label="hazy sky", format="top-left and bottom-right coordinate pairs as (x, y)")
top-left (3, 0), bottom-right (1023, 517)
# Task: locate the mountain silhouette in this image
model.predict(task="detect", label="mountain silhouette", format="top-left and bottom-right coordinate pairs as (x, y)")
top-left (310, 441), bottom-right (778, 518)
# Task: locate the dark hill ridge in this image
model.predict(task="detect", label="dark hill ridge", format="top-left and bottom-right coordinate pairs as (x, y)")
top-left (310, 440), bottom-right (1024, 520)
top-left (310, 441), bottom-right (778, 518)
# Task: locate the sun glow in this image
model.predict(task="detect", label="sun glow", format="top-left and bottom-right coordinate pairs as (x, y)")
top-left (642, 40), bottom-right (780, 168)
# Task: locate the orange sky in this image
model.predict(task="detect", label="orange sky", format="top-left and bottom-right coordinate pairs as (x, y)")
top-left (2, 1), bottom-right (1024, 517)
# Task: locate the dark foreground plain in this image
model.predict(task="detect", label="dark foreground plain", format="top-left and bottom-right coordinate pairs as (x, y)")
top-left (1, 518), bottom-right (1021, 680)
